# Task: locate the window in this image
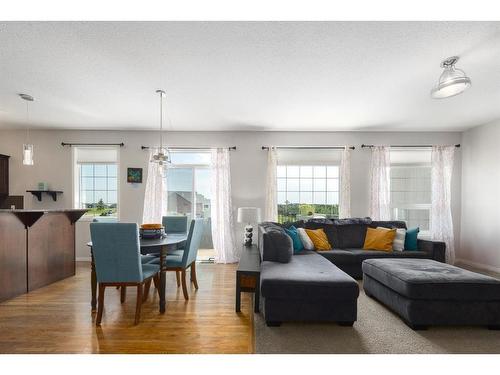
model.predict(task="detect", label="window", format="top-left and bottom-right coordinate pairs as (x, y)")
top-left (73, 147), bottom-right (119, 219)
top-left (165, 150), bottom-right (213, 249)
top-left (277, 165), bottom-right (340, 223)
top-left (390, 149), bottom-right (431, 235)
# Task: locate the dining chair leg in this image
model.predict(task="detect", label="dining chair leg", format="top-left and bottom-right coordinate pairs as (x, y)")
top-left (135, 284), bottom-right (143, 325)
top-left (153, 274), bottom-right (159, 290)
top-left (96, 284), bottom-right (106, 326)
top-left (190, 262), bottom-right (199, 290)
top-left (143, 279), bottom-right (152, 302)
top-left (181, 270), bottom-right (189, 300)
top-left (120, 286), bottom-right (126, 303)
top-left (176, 271), bottom-right (181, 288)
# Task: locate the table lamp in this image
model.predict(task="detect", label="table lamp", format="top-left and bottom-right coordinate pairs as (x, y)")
top-left (237, 207), bottom-right (262, 246)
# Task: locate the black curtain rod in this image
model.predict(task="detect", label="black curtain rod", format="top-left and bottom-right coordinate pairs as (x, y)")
top-left (141, 146), bottom-right (236, 150)
top-left (361, 144), bottom-right (460, 148)
top-left (262, 146), bottom-right (355, 150)
top-left (61, 142), bottom-right (124, 147)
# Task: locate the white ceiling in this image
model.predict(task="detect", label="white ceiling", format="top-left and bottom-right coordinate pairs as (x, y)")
top-left (1, 21), bottom-right (500, 132)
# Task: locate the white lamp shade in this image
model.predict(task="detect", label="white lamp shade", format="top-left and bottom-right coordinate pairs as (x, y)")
top-left (23, 144), bottom-right (34, 165)
top-left (237, 207), bottom-right (261, 223)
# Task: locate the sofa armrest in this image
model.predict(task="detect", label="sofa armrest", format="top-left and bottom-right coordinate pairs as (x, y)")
top-left (417, 239), bottom-right (446, 263)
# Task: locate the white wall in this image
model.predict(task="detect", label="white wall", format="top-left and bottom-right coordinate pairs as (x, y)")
top-left (459, 121), bottom-right (500, 272)
top-left (0, 129), bottom-right (462, 260)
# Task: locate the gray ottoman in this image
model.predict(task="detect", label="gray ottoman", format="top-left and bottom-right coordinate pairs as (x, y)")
top-left (362, 258), bottom-right (500, 330)
top-left (261, 251), bottom-right (359, 327)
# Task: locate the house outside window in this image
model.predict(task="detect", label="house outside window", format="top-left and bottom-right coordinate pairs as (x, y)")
top-left (165, 150), bottom-right (213, 249)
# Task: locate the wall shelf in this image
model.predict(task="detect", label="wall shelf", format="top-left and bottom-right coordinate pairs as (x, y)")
top-left (27, 190), bottom-right (63, 202)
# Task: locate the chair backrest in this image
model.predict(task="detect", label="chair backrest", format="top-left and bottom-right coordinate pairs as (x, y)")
top-left (93, 217), bottom-right (118, 223)
top-left (162, 216), bottom-right (188, 234)
top-left (181, 218), bottom-right (205, 267)
top-left (90, 223), bottom-right (143, 283)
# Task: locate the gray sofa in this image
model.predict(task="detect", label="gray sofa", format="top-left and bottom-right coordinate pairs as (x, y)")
top-left (259, 218), bottom-right (446, 279)
top-left (258, 218), bottom-right (446, 326)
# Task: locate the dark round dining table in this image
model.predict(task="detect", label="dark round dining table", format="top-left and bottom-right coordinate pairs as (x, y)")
top-left (87, 233), bottom-right (187, 314)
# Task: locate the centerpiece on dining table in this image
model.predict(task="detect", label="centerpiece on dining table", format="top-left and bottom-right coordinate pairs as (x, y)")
top-left (139, 223), bottom-right (166, 239)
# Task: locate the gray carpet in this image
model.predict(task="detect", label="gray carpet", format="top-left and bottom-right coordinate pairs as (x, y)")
top-left (254, 281), bottom-right (500, 354)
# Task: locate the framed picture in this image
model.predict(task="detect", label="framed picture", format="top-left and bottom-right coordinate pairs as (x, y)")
top-left (127, 168), bottom-right (143, 183)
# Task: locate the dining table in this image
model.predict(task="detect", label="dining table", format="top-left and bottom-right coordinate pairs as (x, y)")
top-left (86, 233), bottom-right (187, 314)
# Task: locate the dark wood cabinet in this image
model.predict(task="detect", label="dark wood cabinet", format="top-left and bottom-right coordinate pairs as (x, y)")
top-left (0, 154), bottom-right (9, 197)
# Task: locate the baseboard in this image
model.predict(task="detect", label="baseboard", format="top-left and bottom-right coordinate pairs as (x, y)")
top-left (455, 258), bottom-right (500, 275)
top-left (76, 257), bottom-right (91, 262)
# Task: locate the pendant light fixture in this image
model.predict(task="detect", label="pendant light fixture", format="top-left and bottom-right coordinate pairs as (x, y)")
top-left (150, 89), bottom-right (170, 170)
top-left (431, 56), bottom-right (471, 99)
top-left (19, 93), bottom-right (34, 165)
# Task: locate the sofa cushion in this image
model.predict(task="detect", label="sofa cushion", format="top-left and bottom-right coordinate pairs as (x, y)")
top-left (318, 248), bottom-right (429, 265)
top-left (370, 220), bottom-right (407, 229)
top-left (305, 228), bottom-right (332, 250)
top-left (261, 251), bottom-right (359, 300)
top-left (404, 227), bottom-right (420, 251)
top-left (363, 227), bottom-right (397, 252)
top-left (284, 226), bottom-right (304, 253)
top-left (333, 217), bottom-right (372, 225)
top-left (362, 258), bottom-right (500, 301)
top-left (318, 250), bottom-right (359, 265)
top-left (259, 222), bottom-right (293, 263)
top-left (335, 224), bottom-right (368, 249)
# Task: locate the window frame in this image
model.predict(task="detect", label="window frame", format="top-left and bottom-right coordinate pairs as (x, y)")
top-left (276, 163), bottom-right (341, 222)
top-left (72, 146), bottom-right (120, 221)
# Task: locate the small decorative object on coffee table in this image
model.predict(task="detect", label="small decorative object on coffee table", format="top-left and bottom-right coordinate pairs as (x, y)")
top-left (236, 244), bottom-right (260, 313)
top-left (237, 207), bottom-right (261, 246)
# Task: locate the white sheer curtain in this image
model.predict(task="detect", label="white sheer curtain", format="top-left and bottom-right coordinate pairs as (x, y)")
top-left (339, 147), bottom-right (352, 218)
top-left (431, 146), bottom-right (455, 264)
top-left (210, 148), bottom-right (238, 263)
top-left (369, 146), bottom-right (391, 220)
top-left (264, 147), bottom-right (278, 222)
top-left (142, 150), bottom-right (166, 224)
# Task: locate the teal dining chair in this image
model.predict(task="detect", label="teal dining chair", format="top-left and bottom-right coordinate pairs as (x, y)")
top-left (149, 218), bottom-right (204, 300)
top-left (92, 218), bottom-right (156, 265)
top-left (90, 222), bottom-right (160, 325)
top-left (162, 215), bottom-right (188, 234)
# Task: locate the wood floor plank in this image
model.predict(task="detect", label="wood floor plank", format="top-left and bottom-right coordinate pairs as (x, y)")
top-left (0, 262), bottom-right (254, 354)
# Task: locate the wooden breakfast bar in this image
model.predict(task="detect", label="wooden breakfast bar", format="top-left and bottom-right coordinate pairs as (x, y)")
top-left (0, 209), bottom-right (86, 302)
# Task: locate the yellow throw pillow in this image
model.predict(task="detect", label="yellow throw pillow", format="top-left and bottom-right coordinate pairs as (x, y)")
top-left (305, 228), bottom-right (332, 251)
top-left (363, 227), bottom-right (397, 252)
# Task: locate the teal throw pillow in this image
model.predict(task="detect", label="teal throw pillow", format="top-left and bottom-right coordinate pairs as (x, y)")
top-left (404, 227), bottom-right (420, 251)
top-left (285, 226), bottom-right (304, 254)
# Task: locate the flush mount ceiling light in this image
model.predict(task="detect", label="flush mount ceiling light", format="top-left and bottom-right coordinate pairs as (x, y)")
top-left (150, 89), bottom-right (170, 170)
top-left (19, 93), bottom-right (34, 166)
top-left (431, 56), bottom-right (471, 99)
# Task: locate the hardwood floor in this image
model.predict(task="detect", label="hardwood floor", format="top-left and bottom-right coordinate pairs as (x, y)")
top-left (0, 262), bottom-right (254, 354)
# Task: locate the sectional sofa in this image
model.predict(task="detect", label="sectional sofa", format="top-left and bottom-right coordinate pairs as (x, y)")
top-left (258, 217), bottom-right (446, 326)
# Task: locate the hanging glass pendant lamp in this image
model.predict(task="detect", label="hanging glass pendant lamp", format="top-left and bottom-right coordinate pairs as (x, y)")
top-left (150, 89), bottom-right (170, 170)
top-left (19, 93), bottom-right (34, 165)
top-left (431, 56), bottom-right (471, 99)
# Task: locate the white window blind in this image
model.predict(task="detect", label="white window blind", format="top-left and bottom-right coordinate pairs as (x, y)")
top-left (390, 149), bottom-right (431, 234)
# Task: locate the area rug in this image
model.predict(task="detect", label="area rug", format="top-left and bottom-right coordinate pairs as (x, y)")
top-left (254, 281), bottom-right (500, 354)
